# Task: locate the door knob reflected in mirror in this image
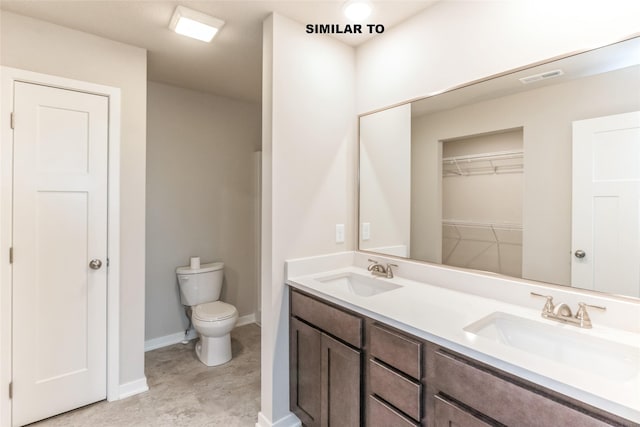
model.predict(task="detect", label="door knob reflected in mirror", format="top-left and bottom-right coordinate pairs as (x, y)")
top-left (574, 250), bottom-right (586, 259)
top-left (89, 259), bottom-right (103, 270)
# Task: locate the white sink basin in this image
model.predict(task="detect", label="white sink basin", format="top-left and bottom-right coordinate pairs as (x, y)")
top-left (315, 272), bottom-right (401, 297)
top-left (464, 312), bottom-right (640, 381)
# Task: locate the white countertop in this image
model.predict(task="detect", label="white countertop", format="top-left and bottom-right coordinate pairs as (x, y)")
top-left (286, 261), bottom-right (640, 423)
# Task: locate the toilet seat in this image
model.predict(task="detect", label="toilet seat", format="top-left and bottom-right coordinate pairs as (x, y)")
top-left (193, 301), bottom-right (237, 322)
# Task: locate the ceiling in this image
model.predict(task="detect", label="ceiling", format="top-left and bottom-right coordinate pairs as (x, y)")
top-left (0, 0), bottom-right (437, 103)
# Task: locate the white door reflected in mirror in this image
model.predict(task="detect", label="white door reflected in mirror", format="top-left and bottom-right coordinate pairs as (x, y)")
top-left (572, 111), bottom-right (640, 297)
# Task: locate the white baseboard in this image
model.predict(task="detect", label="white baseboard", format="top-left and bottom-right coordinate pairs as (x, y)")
top-left (256, 412), bottom-right (301, 427)
top-left (144, 329), bottom-right (198, 352)
top-left (117, 377), bottom-right (149, 400)
top-left (236, 312), bottom-right (257, 327)
top-left (144, 313), bottom-right (257, 352)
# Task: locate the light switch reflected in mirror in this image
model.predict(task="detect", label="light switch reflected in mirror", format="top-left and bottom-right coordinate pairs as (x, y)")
top-left (359, 35), bottom-right (640, 299)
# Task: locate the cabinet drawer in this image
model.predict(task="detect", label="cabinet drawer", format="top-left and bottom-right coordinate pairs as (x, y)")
top-left (370, 359), bottom-right (421, 421)
top-left (433, 395), bottom-right (494, 427)
top-left (434, 350), bottom-right (615, 427)
top-left (370, 323), bottom-right (421, 379)
top-left (368, 395), bottom-right (419, 427)
top-left (291, 290), bottom-right (362, 348)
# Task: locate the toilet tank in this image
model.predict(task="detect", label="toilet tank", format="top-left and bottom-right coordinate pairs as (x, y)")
top-left (176, 262), bottom-right (224, 306)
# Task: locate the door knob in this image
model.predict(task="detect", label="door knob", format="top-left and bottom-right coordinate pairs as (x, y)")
top-left (574, 250), bottom-right (586, 259)
top-left (89, 259), bottom-right (103, 270)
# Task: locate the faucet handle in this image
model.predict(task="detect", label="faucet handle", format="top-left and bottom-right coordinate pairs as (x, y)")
top-left (574, 302), bottom-right (606, 329)
top-left (530, 292), bottom-right (555, 314)
top-left (579, 302), bottom-right (606, 312)
top-left (367, 259), bottom-right (379, 271)
top-left (385, 263), bottom-right (398, 278)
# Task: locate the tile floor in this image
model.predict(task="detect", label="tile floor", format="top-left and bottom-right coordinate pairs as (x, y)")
top-left (30, 324), bottom-right (261, 427)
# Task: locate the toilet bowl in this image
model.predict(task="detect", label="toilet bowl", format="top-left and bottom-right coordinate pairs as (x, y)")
top-left (176, 262), bottom-right (239, 367)
top-left (192, 301), bottom-right (238, 366)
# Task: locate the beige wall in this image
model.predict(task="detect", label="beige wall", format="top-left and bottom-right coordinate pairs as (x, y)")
top-left (261, 13), bottom-right (356, 426)
top-left (411, 66), bottom-right (640, 285)
top-left (145, 81), bottom-right (260, 341)
top-left (0, 11), bottom-right (147, 387)
top-left (360, 104), bottom-right (411, 256)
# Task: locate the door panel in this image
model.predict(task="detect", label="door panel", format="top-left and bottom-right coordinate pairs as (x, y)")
top-left (572, 111), bottom-right (640, 297)
top-left (321, 334), bottom-right (361, 427)
top-left (12, 82), bottom-right (108, 426)
top-left (290, 318), bottom-right (322, 427)
top-left (35, 191), bottom-right (89, 381)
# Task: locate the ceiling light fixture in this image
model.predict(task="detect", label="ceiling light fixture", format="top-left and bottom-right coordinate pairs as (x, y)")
top-left (343, 0), bottom-right (372, 22)
top-left (169, 6), bottom-right (225, 42)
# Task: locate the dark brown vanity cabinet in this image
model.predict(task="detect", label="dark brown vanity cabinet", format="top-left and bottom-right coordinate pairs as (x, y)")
top-left (290, 290), bottom-right (363, 427)
top-left (289, 289), bottom-right (637, 427)
top-left (428, 347), bottom-right (636, 427)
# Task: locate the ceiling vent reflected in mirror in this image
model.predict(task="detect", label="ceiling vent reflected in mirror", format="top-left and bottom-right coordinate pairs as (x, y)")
top-left (519, 69), bottom-right (564, 84)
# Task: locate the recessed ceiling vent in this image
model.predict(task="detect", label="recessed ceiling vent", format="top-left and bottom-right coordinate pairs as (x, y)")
top-left (519, 69), bottom-right (564, 84)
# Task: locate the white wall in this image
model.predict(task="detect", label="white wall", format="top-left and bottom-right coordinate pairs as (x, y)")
top-left (359, 104), bottom-right (411, 256)
top-left (0, 10), bottom-right (147, 393)
top-left (356, 0), bottom-right (640, 113)
top-left (260, 13), bottom-right (356, 427)
top-left (146, 82), bottom-right (260, 342)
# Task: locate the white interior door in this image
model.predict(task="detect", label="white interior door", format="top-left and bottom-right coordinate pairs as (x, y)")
top-left (572, 111), bottom-right (640, 297)
top-left (12, 82), bottom-right (108, 426)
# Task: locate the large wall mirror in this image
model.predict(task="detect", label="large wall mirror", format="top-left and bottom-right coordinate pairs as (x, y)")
top-left (359, 35), bottom-right (640, 299)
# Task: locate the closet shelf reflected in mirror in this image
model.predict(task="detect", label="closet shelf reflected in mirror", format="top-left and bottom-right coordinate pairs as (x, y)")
top-left (442, 150), bottom-right (524, 177)
top-left (442, 220), bottom-right (523, 277)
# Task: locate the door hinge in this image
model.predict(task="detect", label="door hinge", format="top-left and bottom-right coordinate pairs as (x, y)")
top-left (10, 112), bottom-right (14, 130)
top-left (106, 258), bottom-right (110, 267)
top-left (9, 247), bottom-right (13, 264)
top-left (9, 382), bottom-right (12, 399)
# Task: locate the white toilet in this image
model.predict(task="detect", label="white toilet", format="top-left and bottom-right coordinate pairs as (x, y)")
top-left (176, 262), bottom-right (238, 366)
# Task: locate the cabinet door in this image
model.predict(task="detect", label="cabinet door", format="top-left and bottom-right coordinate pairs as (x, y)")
top-left (291, 318), bottom-right (322, 427)
top-left (321, 334), bottom-right (362, 427)
top-left (434, 395), bottom-right (494, 427)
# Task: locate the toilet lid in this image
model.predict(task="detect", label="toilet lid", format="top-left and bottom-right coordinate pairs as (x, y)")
top-left (194, 301), bottom-right (237, 321)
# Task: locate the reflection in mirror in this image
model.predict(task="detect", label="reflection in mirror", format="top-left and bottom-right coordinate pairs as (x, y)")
top-left (360, 104), bottom-right (411, 257)
top-left (359, 36), bottom-right (640, 298)
top-left (441, 129), bottom-right (523, 278)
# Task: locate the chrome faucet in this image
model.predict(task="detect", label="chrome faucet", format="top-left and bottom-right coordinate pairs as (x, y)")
top-left (367, 259), bottom-right (398, 279)
top-left (530, 292), bottom-right (606, 329)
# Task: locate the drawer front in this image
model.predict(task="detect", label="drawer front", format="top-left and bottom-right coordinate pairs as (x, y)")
top-left (370, 359), bottom-right (421, 421)
top-left (434, 350), bottom-right (615, 427)
top-left (291, 290), bottom-right (362, 348)
top-left (368, 395), bottom-right (419, 427)
top-left (433, 395), bottom-right (494, 427)
top-left (370, 323), bottom-right (421, 379)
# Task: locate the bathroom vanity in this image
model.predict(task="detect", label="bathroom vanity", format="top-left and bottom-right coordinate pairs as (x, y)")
top-left (284, 31), bottom-right (640, 427)
top-left (285, 253), bottom-right (640, 427)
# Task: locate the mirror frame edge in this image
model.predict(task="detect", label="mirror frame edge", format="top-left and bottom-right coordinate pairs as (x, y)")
top-left (355, 31), bottom-right (640, 303)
